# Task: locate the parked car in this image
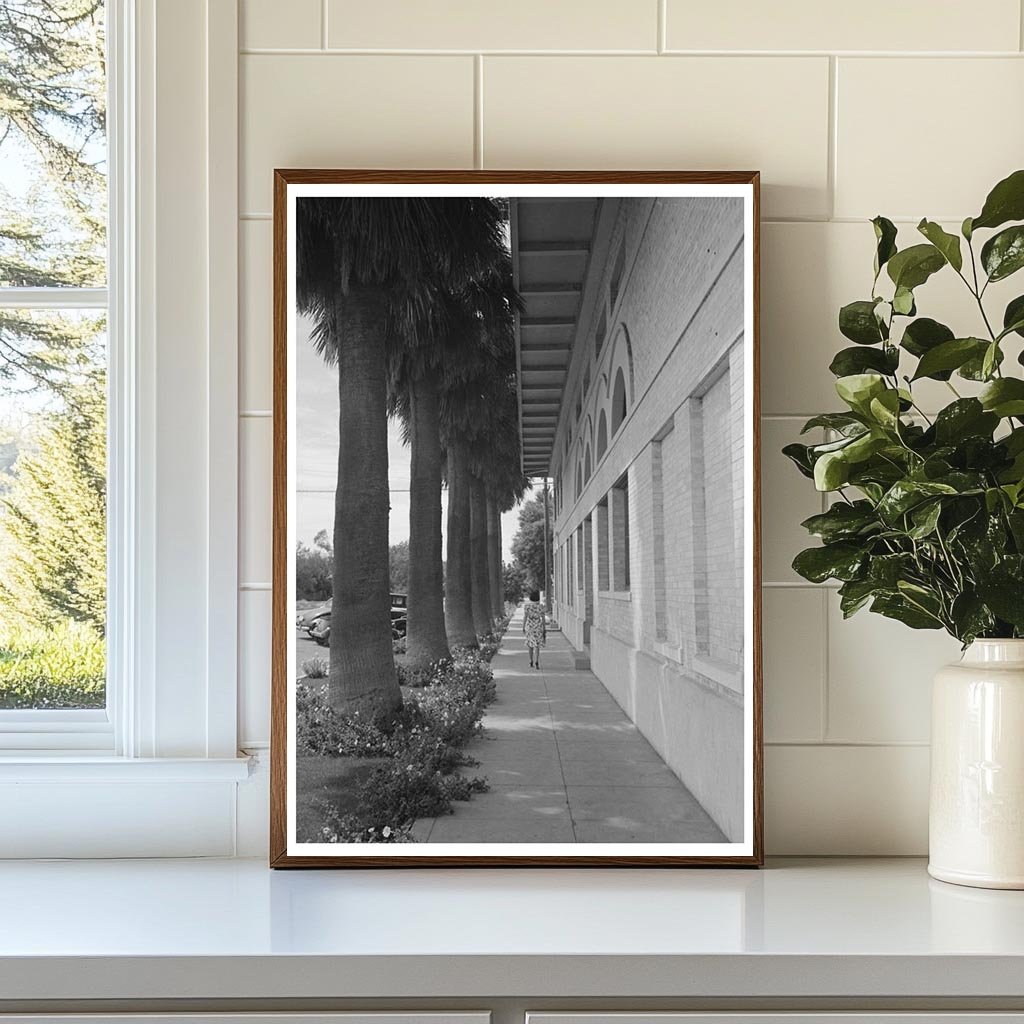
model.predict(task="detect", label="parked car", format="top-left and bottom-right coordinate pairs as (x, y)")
top-left (296, 600), bottom-right (331, 632)
top-left (305, 594), bottom-right (408, 646)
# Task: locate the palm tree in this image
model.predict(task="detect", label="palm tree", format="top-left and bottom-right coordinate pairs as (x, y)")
top-left (486, 494), bottom-right (503, 621)
top-left (295, 198), bottom-right (505, 714)
top-left (479, 377), bottom-right (527, 625)
top-left (397, 364), bottom-right (451, 668)
top-left (438, 253), bottom-right (521, 649)
top-left (443, 433), bottom-right (478, 649)
top-left (469, 470), bottom-right (492, 637)
top-left (388, 208), bottom-right (511, 666)
top-left (445, 346), bottom-right (524, 646)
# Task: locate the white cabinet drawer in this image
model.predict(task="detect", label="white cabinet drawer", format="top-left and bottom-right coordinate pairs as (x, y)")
top-left (528, 1016), bottom-right (1024, 1024)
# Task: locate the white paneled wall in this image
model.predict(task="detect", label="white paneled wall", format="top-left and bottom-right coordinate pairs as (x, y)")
top-left (235, 0), bottom-right (1024, 853)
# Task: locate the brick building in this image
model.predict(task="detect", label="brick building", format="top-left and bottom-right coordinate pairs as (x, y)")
top-left (512, 194), bottom-right (750, 841)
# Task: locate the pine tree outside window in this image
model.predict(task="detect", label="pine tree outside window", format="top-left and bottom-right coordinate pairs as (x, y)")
top-left (0, 2), bottom-right (110, 734)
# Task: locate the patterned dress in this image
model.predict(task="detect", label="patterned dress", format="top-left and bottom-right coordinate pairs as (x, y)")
top-left (523, 601), bottom-right (546, 648)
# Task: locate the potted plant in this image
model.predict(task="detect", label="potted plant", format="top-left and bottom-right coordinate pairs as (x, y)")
top-left (785, 169), bottom-right (1024, 889)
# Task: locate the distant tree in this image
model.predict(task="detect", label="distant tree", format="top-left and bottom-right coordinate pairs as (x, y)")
top-left (388, 540), bottom-right (410, 593)
top-left (297, 530), bottom-right (420, 601)
top-left (0, 0), bottom-right (107, 397)
top-left (502, 562), bottom-right (527, 606)
top-left (510, 493), bottom-right (550, 593)
top-left (0, 377), bottom-right (105, 632)
top-left (295, 530), bottom-right (333, 602)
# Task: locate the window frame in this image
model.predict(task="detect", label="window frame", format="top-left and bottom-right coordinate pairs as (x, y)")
top-left (0, 3), bottom-right (126, 752)
top-left (0, 0), bottom-right (244, 768)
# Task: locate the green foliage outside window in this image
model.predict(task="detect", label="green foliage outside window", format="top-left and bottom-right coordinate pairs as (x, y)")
top-left (0, 1), bottom-right (108, 708)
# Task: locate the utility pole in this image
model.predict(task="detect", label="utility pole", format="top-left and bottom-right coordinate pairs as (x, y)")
top-left (542, 477), bottom-right (552, 615)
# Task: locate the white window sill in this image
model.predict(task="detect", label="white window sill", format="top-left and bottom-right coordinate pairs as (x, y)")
top-left (0, 755), bottom-right (252, 782)
top-left (598, 589), bottom-right (632, 603)
top-left (693, 654), bottom-right (743, 695)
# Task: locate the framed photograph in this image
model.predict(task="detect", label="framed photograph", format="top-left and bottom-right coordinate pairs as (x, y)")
top-left (271, 170), bottom-right (762, 867)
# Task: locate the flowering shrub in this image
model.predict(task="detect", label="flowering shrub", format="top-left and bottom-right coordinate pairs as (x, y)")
top-left (298, 648), bottom-right (497, 843)
top-left (301, 656), bottom-right (328, 679)
top-left (394, 660), bottom-right (440, 688)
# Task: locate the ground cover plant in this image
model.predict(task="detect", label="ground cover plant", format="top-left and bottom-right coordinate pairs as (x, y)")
top-left (296, 622), bottom-right (506, 843)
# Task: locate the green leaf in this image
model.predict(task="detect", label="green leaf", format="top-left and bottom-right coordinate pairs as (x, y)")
top-left (871, 594), bottom-right (943, 630)
top-left (933, 399), bottom-right (998, 444)
top-left (917, 219), bottom-right (963, 272)
top-left (872, 216), bottom-right (898, 277)
top-left (971, 169), bottom-right (1024, 232)
top-left (839, 299), bottom-right (887, 345)
top-left (960, 344), bottom-right (1004, 381)
top-left (900, 317), bottom-right (954, 361)
top-left (800, 501), bottom-right (879, 543)
top-left (800, 413), bottom-right (866, 435)
top-left (976, 577), bottom-right (1024, 629)
top-left (1003, 295), bottom-right (1024, 339)
top-left (877, 479), bottom-right (958, 524)
top-left (911, 337), bottom-right (988, 381)
top-left (962, 216), bottom-right (974, 241)
top-left (838, 578), bottom-right (881, 618)
top-left (950, 593), bottom-right (995, 644)
top-left (980, 378), bottom-right (1024, 418)
top-left (982, 341), bottom-right (1001, 381)
top-left (868, 389), bottom-right (902, 430)
top-left (869, 552), bottom-right (914, 587)
top-left (892, 286), bottom-right (916, 316)
top-left (829, 345), bottom-right (899, 378)
top-left (782, 442), bottom-right (814, 479)
top-left (835, 373), bottom-right (887, 412)
top-left (887, 243), bottom-right (946, 291)
top-left (981, 225), bottom-right (1024, 282)
top-left (792, 543), bottom-right (866, 584)
top-left (814, 450), bottom-right (851, 491)
top-left (908, 500), bottom-right (942, 540)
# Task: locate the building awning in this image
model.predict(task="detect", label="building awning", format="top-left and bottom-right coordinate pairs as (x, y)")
top-left (510, 197), bottom-right (602, 479)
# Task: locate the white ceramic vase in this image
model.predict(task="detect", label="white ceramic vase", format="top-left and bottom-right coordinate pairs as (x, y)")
top-left (929, 639), bottom-right (1024, 889)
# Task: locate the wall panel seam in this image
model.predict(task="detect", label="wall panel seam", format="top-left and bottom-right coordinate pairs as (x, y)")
top-left (236, 47), bottom-right (1024, 57)
top-left (767, 741), bottom-right (931, 747)
top-left (827, 56), bottom-right (837, 220)
top-left (474, 55), bottom-right (483, 169)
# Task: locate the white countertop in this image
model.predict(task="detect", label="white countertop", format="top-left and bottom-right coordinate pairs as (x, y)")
top-left (2, 857), bottom-right (1024, 1002)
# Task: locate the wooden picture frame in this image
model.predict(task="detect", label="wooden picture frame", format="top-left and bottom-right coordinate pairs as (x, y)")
top-left (271, 170), bottom-right (762, 867)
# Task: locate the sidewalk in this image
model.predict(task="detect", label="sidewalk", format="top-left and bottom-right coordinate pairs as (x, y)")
top-left (412, 606), bottom-right (726, 844)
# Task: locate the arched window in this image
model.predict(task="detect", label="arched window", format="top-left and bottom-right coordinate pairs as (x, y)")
top-left (584, 445), bottom-right (592, 483)
top-left (611, 368), bottom-right (628, 434)
top-left (596, 410), bottom-right (608, 461)
top-left (575, 463), bottom-right (582, 501)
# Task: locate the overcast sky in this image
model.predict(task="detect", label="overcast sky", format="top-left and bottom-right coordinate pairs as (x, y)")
top-left (296, 314), bottom-right (531, 562)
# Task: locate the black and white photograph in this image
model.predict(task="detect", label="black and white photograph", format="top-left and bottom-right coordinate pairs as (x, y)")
top-left (272, 172), bottom-right (762, 866)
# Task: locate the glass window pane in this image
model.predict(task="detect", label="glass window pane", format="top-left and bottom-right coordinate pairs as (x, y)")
top-left (0, 1), bottom-right (107, 288)
top-left (0, 309), bottom-right (106, 709)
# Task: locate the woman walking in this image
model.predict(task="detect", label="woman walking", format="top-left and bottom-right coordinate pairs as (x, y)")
top-left (522, 590), bottom-right (546, 670)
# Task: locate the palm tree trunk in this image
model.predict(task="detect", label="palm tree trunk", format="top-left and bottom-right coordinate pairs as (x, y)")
top-left (405, 369), bottom-right (451, 669)
top-left (444, 438), bottom-right (477, 649)
top-left (486, 493), bottom-right (503, 621)
top-left (469, 473), bottom-right (492, 637)
top-left (328, 286), bottom-right (402, 715)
